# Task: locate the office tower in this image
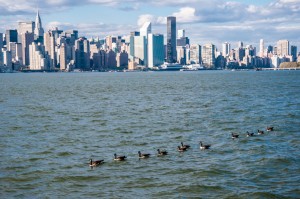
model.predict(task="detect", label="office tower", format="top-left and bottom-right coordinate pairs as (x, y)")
top-left (176, 46), bottom-right (186, 64)
top-left (106, 36), bottom-right (117, 50)
top-left (60, 43), bottom-right (67, 70)
top-left (177, 37), bottom-right (189, 47)
top-left (8, 42), bottom-right (17, 60)
top-left (116, 50), bottom-right (128, 67)
top-left (140, 22), bottom-right (151, 38)
top-left (2, 50), bottom-right (12, 69)
top-left (178, 29), bottom-right (185, 38)
top-left (202, 43), bottom-right (215, 68)
top-left (167, 16), bottom-right (176, 63)
top-left (129, 31), bottom-right (140, 57)
top-left (0, 33), bottom-right (3, 49)
top-left (106, 49), bottom-right (117, 68)
top-left (238, 41), bottom-right (243, 48)
top-left (236, 47), bottom-right (245, 61)
top-left (134, 35), bottom-right (147, 66)
top-left (222, 42), bottom-right (230, 57)
top-left (75, 37), bottom-right (90, 70)
top-left (15, 43), bottom-right (22, 62)
top-left (21, 32), bottom-right (34, 66)
top-left (259, 39), bottom-right (264, 57)
top-left (277, 40), bottom-right (289, 56)
top-left (190, 44), bottom-right (201, 64)
top-left (44, 31), bottom-right (56, 68)
top-left (64, 30), bottom-right (78, 45)
top-left (291, 45), bottom-right (297, 62)
top-left (148, 33), bottom-right (164, 68)
top-left (34, 10), bottom-right (44, 41)
top-left (5, 29), bottom-right (18, 44)
top-left (18, 21), bottom-right (35, 42)
top-left (92, 50), bottom-right (107, 71)
top-left (29, 42), bottom-right (48, 70)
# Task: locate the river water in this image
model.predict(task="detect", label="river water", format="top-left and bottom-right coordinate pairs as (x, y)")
top-left (1, 71), bottom-right (299, 198)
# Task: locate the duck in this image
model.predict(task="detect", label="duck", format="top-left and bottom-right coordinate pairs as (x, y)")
top-left (138, 151), bottom-right (150, 159)
top-left (257, 129), bottom-right (264, 135)
top-left (177, 146), bottom-right (187, 152)
top-left (89, 159), bottom-right (104, 167)
top-left (267, 127), bottom-right (274, 131)
top-left (157, 149), bottom-right (168, 156)
top-left (181, 142), bottom-right (191, 149)
top-left (231, 133), bottom-right (239, 139)
top-left (246, 131), bottom-right (254, 137)
top-left (114, 153), bottom-right (127, 161)
top-left (199, 141), bottom-right (211, 149)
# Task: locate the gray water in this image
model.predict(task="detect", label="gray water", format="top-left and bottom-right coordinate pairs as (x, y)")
top-left (0, 71), bottom-right (299, 198)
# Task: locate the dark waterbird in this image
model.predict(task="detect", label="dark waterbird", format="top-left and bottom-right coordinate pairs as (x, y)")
top-left (138, 151), bottom-right (150, 159)
top-left (177, 146), bottom-right (187, 152)
top-left (89, 159), bottom-right (104, 167)
top-left (246, 131), bottom-right (255, 137)
top-left (114, 153), bottom-right (127, 161)
top-left (257, 129), bottom-right (264, 135)
top-left (267, 126), bottom-right (274, 131)
top-left (231, 133), bottom-right (239, 139)
top-left (157, 149), bottom-right (168, 156)
top-left (199, 141), bottom-right (211, 149)
top-left (181, 142), bottom-right (190, 149)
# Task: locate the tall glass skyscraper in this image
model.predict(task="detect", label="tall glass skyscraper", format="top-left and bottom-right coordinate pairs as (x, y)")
top-left (167, 16), bottom-right (176, 63)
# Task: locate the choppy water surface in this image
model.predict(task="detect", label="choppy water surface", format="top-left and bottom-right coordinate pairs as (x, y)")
top-left (1, 71), bottom-right (299, 198)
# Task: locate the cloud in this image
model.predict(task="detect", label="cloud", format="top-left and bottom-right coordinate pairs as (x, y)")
top-left (173, 7), bottom-right (199, 23)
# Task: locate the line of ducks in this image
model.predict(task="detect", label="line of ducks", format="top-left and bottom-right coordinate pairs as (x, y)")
top-left (90, 126), bottom-right (274, 167)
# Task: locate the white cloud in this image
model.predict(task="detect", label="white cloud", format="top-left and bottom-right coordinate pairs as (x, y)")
top-left (172, 7), bottom-right (199, 23)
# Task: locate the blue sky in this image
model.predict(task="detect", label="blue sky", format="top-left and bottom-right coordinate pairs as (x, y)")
top-left (0, 0), bottom-right (299, 50)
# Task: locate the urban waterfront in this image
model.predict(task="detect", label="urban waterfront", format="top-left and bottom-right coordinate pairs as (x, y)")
top-left (0, 71), bottom-right (299, 198)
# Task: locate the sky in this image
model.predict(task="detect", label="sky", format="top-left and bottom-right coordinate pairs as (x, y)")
top-left (0, 0), bottom-right (299, 51)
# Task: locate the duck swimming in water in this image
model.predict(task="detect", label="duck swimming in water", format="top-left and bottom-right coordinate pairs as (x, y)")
top-left (199, 141), bottom-right (211, 149)
top-left (89, 159), bottom-right (104, 167)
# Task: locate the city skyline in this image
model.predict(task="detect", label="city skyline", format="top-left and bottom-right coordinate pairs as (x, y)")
top-left (0, 0), bottom-right (299, 50)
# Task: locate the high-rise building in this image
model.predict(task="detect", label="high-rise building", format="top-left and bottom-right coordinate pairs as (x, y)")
top-left (129, 31), bottom-right (140, 58)
top-left (222, 42), bottom-right (231, 57)
top-left (134, 35), bottom-right (147, 66)
top-left (29, 42), bottom-right (48, 70)
top-left (5, 30), bottom-right (18, 44)
top-left (75, 37), bottom-right (90, 70)
top-left (0, 33), bottom-right (3, 49)
top-left (60, 43), bottom-right (67, 70)
top-left (277, 40), bottom-right (289, 56)
top-left (148, 33), bottom-right (164, 68)
top-left (202, 43), bottom-right (215, 68)
top-left (18, 21), bottom-right (35, 42)
top-left (34, 10), bottom-right (44, 42)
top-left (106, 49), bottom-right (117, 68)
top-left (44, 31), bottom-right (56, 69)
top-left (116, 50), bottom-right (128, 67)
top-left (140, 22), bottom-right (151, 38)
top-left (190, 44), bottom-right (201, 64)
top-left (291, 45), bottom-right (297, 62)
top-left (259, 39), bottom-right (264, 57)
top-left (176, 46), bottom-right (186, 64)
top-left (166, 16), bottom-right (176, 63)
top-left (21, 32), bottom-right (34, 66)
top-left (178, 29), bottom-right (185, 38)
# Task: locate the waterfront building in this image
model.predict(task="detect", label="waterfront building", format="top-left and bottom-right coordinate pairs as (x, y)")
top-left (202, 43), bottom-right (215, 68)
top-left (176, 46), bottom-right (186, 64)
top-left (134, 35), bottom-right (147, 66)
top-left (259, 39), bottom-right (264, 57)
top-left (148, 33), bottom-right (164, 68)
top-left (34, 10), bottom-right (44, 42)
top-left (129, 31), bottom-right (140, 58)
top-left (189, 44), bottom-right (201, 64)
top-left (75, 37), bottom-right (90, 70)
top-left (5, 30), bottom-right (18, 45)
top-left (44, 31), bottom-right (56, 69)
top-left (277, 40), bottom-right (289, 56)
top-left (166, 16), bottom-right (176, 63)
top-left (291, 45), bottom-right (297, 62)
top-left (106, 49), bottom-right (117, 68)
top-left (236, 47), bottom-right (245, 62)
top-left (116, 50), bottom-right (128, 68)
top-left (222, 42), bottom-right (230, 57)
top-left (2, 49), bottom-right (12, 69)
top-left (29, 42), bottom-right (48, 70)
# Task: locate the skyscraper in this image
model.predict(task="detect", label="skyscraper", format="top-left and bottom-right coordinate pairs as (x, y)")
top-left (5, 30), bottom-right (18, 44)
top-left (148, 33), bottom-right (164, 68)
top-left (140, 22), bottom-right (151, 38)
top-left (259, 39), bottom-right (264, 57)
top-left (21, 32), bottom-right (34, 66)
top-left (291, 45), bottom-right (297, 62)
top-left (222, 42), bottom-right (231, 57)
top-left (75, 37), bottom-right (90, 70)
top-left (167, 16), bottom-right (176, 63)
top-left (34, 10), bottom-right (44, 42)
top-left (0, 33), bottom-right (3, 49)
top-left (18, 21), bottom-right (35, 42)
top-left (202, 43), bottom-right (215, 68)
top-left (277, 40), bottom-right (289, 56)
top-left (29, 42), bottom-right (48, 70)
top-left (190, 44), bottom-right (201, 64)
